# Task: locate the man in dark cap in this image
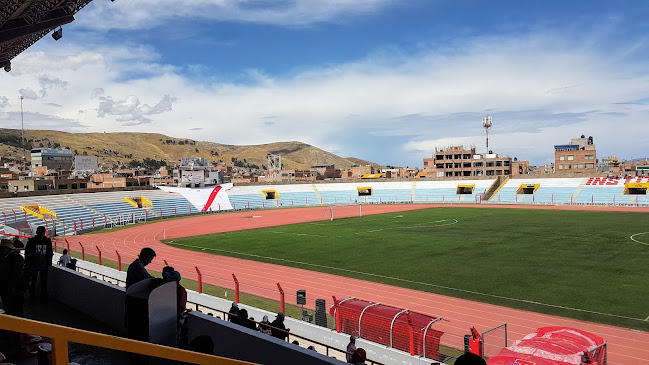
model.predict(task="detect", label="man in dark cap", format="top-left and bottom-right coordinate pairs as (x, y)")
top-left (25, 226), bottom-right (53, 299)
top-left (228, 302), bottom-right (239, 324)
top-left (270, 312), bottom-right (290, 341)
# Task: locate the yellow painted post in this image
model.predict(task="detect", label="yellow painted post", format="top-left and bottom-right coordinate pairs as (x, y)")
top-left (52, 337), bottom-right (69, 364)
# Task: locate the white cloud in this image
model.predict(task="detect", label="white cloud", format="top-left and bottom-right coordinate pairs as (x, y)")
top-left (94, 93), bottom-right (178, 125)
top-left (2, 27), bottom-right (649, 166)
top-left (76, 0), bottom-right (397, 30)
top-left (19, 89), bottom-right (39, 100)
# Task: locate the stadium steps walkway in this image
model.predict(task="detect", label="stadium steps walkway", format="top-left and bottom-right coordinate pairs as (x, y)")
top-left (485, 176), bottom-right (509, 201)
top-left (411, 181), bottom-right (416, 201)
top-left (312, 184), bottom-right (322, 204)
top-left (570, 179), bottom-right (588, 202)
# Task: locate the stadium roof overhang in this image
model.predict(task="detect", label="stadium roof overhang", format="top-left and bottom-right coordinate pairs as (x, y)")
top-left (0, 0), bottom-right (95, 72)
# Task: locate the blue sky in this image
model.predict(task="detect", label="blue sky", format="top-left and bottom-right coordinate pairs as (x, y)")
top-left (2, 0), bottom-right (649, 167)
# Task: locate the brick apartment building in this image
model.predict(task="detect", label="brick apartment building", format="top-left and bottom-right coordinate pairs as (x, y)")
top-left (423, 146), bottom-right (513, 177)
top-left (554, 135), bottom-right (597, 173)
top-left (311, 164), bottom-right (342, 179)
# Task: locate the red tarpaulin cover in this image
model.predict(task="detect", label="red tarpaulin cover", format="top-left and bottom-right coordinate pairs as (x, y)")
top-left (487, 327), bottom-right (605, 365)
top-left (331, 298), bottom-right (444, 359)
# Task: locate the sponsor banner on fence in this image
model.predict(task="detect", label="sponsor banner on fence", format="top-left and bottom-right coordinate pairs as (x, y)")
top-left (158, 183), bottom-right (233, 212)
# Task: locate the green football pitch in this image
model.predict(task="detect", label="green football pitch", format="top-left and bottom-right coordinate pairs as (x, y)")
top-left (165, 207), bottom-right (649, 330)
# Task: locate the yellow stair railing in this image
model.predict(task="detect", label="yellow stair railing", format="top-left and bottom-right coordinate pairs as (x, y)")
top-left (39, 205), bottom-right (58, 219)
top-left (486, 176), bottom-right (510, 201)
top-left (140, 196), bottom-right (154, 207)
top-left (21, 205), bottom-right (43, 219)
top-left (124, 197), bottom-right (139, 207)
top-left (312, 184), bottom-right (322, 204)
top-left (0, 314), bottom-right (255, 365)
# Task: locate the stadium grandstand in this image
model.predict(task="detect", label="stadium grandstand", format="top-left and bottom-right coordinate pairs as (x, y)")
top-left (1, 175), bottom-right (648, 237)
top-left (4, 176), bottom-right (648, 364)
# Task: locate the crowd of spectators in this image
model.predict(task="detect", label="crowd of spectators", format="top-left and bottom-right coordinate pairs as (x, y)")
top-left (1, 234), bottom-right (390, 365)
top-left (227, 301), bottom-right (292, 341)
top-left (0, 226), bottom-right (52, 362)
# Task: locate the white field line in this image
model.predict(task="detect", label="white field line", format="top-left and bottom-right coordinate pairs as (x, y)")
top-left (629, 232), bottom-right (649, 246)
top-left (168, 241), bottom-right (646, 322)
top-left (274, 219), bottom-right (459, 238)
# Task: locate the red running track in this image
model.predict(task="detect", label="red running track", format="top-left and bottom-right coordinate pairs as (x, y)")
top-left (69, 204), bottom-right (649, 364)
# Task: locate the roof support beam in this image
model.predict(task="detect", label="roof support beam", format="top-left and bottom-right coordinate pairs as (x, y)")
top-left (0, 12), bottom-right (73, 44)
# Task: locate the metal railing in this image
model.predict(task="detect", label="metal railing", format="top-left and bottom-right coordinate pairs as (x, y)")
top-left (583, 342), bottom-right (607, 365)
top-left (481, 323), bottom-right (507, 359)
top-left (0, 314), bottom-right (253, 365)
top-left (72, 265), bottom-right (383, 365)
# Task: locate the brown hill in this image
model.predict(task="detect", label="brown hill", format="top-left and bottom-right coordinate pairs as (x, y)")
top-left (345, 157), bottom-right (386, 169)
top-left (0, 129), bottom-right (374, 170)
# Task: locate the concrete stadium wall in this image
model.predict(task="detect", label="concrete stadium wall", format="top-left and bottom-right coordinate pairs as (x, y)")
top-left (187, 312), bottom-right (343, 365)
top-left (47, 263), bottom-right (127, 333)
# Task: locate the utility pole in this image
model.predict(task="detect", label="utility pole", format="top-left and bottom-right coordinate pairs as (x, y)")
top-left (19, 95), bottom-right (25, 160)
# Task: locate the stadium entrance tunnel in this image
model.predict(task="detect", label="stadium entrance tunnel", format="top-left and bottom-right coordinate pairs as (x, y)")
top-left (623, 183), bottom-right (649, 195)
top-left (516, 184), bottom-right (539, 195)
top-left (456, 185), bottom-right (475, 194)
top-left (357, 187), bottom-right (373, 196)
top-left (262, 190), bottom-right (279, 199)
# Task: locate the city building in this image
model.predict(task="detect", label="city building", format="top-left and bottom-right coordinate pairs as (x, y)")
top-left (600, 157), bottom-right (649, 177)
top-left (8, 178), bottom-right (89, 192)
top-left (89, 173), bottom-right (150, 189)
top-left (554, 135), bottom-right (597, 173)
top-left (176, 157), bottom-right (209, 188)
top-left (266, 169), bottom-right (317, 182)
top-left (30, 148), bottom-right (73, 171)
top-left (311, 164), bottom-right (342, 179)
top-left (348, 165), bottom-right (375, 179)
top-left (423, 146), bottom-right (513, 177)
top-left (511, 159), bottom-right (530, 175)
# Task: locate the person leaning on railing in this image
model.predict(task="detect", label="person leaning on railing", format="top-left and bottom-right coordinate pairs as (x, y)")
top-left (125, 247), bottom-right (156, 289)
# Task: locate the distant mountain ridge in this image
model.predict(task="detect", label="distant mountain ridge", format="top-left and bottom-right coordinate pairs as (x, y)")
top-left (0, 129), bottom-right (379, 170)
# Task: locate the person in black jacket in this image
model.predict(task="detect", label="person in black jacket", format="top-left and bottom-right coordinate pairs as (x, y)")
top-left (228, 302), bottom-right (239, 324)
top-left (237, 308), bottom-right (257, 331)
top-left (125, 247), bottom-right (156, 289)
top-left (24, 226), bottom-right (53, 299)
top-left (0, 239), bottom-right (25, 316)
top-left (270, 312), bottom-right (290, 341)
